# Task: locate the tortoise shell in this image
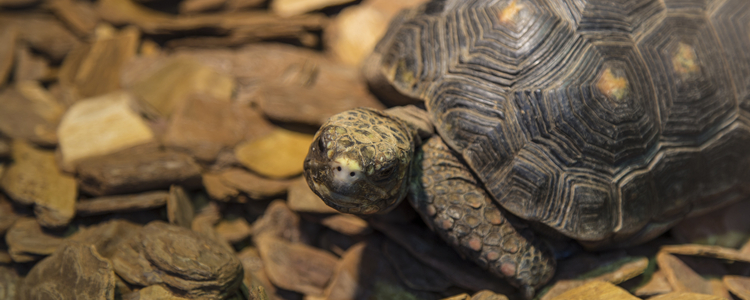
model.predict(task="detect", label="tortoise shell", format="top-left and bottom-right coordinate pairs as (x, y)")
top-left (367, 0), bottom-right (750, 247)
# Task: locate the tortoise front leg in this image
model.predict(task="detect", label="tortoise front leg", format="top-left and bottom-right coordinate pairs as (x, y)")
top-left (409, 136), bottom-right (555, 298)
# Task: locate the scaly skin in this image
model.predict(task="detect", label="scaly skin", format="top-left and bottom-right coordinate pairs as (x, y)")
top-left (410, 136), bottom-right (555, 298)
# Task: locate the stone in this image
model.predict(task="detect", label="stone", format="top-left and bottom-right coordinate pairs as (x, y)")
top-left (128, 57), bottom-right (235, 117)
top-left (69, 219), bottom-right (142, 259)
top-left (58, 26), bottom-right (139, 101)
top-left (0, 266), bottom-right (19, 300)
top-left (634, 270), bottom-right (672, 297)
top-left (255, 234), bottom-right (339, 296)
top-left (122, 285), bottom-right (191, 300)
top-left (271, 0), bottom-right (355, 17)
top-left (0, 82), bottom-right (64, 145)
top-left (548, 281), bottom-right (639, 300)
top-left (75, 148), bottom-right (202, 196)
top-left (57, 91), bottom-right (156, 171)
top-left (218, 168), bottom-right (294, 199)
top-left (723, 276), bottom-right (750, 299)
top-left (112, 221), bottom-right (244, 299)
top-left (215, 218), bottom-right (253, 243)
top-left (657, 252), bottom-right (713, 295)
top-left (5, 217), bottom-right (66, 262)
top-left (252, 200), bottom-right (301, 242)
top-left (164, 94), bottom-right (273, 162)
top-left (287, 177), bottom-right (338, 213)
top-left (235, 128), bottom-right (314, 179)
top-left (18, 243), bottom-right (116, 300)
top-left (0, 27), bottom-right (13, 86)
top-left (76, 191), bottom-right (169, 216)
top-left (167, 185), bottom-right (195, 229)
top-left (255, 61), bottom-right (384, 127)
top-left (1, 140), bottom-right (77, 227)
top-left (648, 292), bottom-right (727, 300)
top-left (48, 0), bottom-right (99, 37)
top-left (0, 14), bottom-right (80, 61)
top-left (541, 257), bottom-right (649, 300)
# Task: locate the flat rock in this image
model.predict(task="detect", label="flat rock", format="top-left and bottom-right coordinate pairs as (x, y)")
top-left (18, 243), bottom-right (116, 300)
top-left (0, 14), bottom-right (80, 61)
top-left (58, 26), bottom-right (139, 101)
top-left (235, 128), bottom-right (313, 179)
top-left (127, 57), bottom-right (235, 117)
top-left (723, 276), bottom-right (750, 299)
top-left (634, 270), bottom-right (672, 297)
top-left (218, 168), bottom-right (294, 199)
top-left (164, 94), bottom-right (274, 162)
top-left (540, 257), bottom-right (649, 300)
top-left (76, 191), bottom-right (169, 216)
top-left (112, 221), bottom-right (244, 299)
top-left (75, 147), bottom-right (202, 196)
top-left (271, 0), bottom-right (354, 17)
top-left (5, 217), bottom-right (66, 262)
top-left (548, 281), bottom-right (638, 300)
top-left (48, 0), bottom-right (99, 37)
top-left (215, 218), bottom-right (253, 243)
top-left (69, 219), bottom-right (142, 259)
top-left (0, 266), bottom-right (19, 300)
top-left (57, 91), bottom-right (156, 171)
top-left (0, 83), bottom-right (64, 145)
top-left (256, 234), bottom-right (339, 296)
top-left (648, 292), bottom-right (728, 300)
top-left (287, 176), bottom-right (338, 213)
top-left (0, 26), bottom-right (15, 86)
top-left (657, 252), bottom-right (714, 295)
top-left (1, 140), bottom-right (77, 227)
top-left (167, 185), bottom-right (195, 228)
top-left (252, 200), bottom-right (301, 242)
top-left (256, 61), bottom-right (384, 127)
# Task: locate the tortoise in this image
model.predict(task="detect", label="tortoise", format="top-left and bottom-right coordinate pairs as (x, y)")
top-left (304, 0), bottom-right (750, 297)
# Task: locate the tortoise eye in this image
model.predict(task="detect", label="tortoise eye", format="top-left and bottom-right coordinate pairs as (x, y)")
top-left (373, 165), bottom-right (397, 183)
top-left (317, 137), bottom-right (326, 153)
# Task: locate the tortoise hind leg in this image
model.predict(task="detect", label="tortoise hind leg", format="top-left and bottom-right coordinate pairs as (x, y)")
top-left (408, 136), bottom-right (555, 298)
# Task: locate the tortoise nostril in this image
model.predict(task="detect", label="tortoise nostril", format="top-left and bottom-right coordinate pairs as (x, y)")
top-left (337, 166), bottom-right (342, 171)
top-left (350, 172), bottom-right (355, 177)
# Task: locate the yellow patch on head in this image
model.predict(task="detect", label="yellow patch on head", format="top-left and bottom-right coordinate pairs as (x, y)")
top-left (335, 157), bottom-right (362, 172)
top-left (499, 0), bottom-right (524, 24)
top-left (672, 42), bottom-right (700, 76)
top-left (596, 68), bottom-right (629, 101)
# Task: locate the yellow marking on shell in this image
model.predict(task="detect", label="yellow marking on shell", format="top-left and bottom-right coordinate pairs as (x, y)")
top-left (335, 127), bottom-right (346, 135)
top-left (395, 60), bottom-right (415, 85)
top-left (596, 68), bottom-right (629, 101)
top-left (672, 42), bottom-right (700, 76)
top-left (499, 0), bottom-right (524, 24)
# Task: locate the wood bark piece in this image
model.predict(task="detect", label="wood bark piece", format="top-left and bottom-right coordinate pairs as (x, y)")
top-left (271, 0), bottom-right (354, 17)
top-left (252, 200), bottom-right (301, 243)
top-left (238, 247), bottom-right (276, 297)
top-left (215, 218), bottom-right (253, 243)
top-left (634, 270), bottom-right (672, 297)
top-left (0, 266), bottom-right (19, 300)
top-left (57, 91), bottom-right (155, 171)
top-left (548, 281), bottom-right (638, 300)
top-left (18, 243), bottom-right (116, 300)
top-left (5, 217), bottom-right (66, 262)
top-left (724, 276), bottom-right (750, 299)
top-left (235, 129), bottom-right (313, 179)
top-left (128, 57), bottom-right (235, 117)
top-left (122, 284), bottom-right (191, 300)
top-left (287, 176), bottom-right (338, 213)
top-left (322, 241), bottom-right (382, 300)
top-left (661, 244), bottom-right (750, 263)
top-left (1, 140), bottom-right (77, 227)
top-left (218, 168), bottom-right (294, 199)
top-left (325, 4), bottom-right (388, 66)
top-left (0, 83), bottom-right (64, 145)
top-left (167, 185), bottom-right (195, 229)
top-left (0, 195), bottom-right (19, 235)
top-left (469, 290), bottom-right (509, 300)
top-left (0, 14), bottom-right (80, 61)
top-left (648, 292), bottom-right (728, 300)
top-left (657, 252), bottom-right (713, 295)
top-left (68, 219), bottom-right (142, 259)
top-left (48, 0), bottom-right (100, 37)
top-left (540, 257), bottom-right (649, 300)
top-left (179, 0), bottom-right (225, 13)
top-left (318, 214), bottom-right (371, 236)
top-left (255, 234), bottom-right (339, 296)
top-left (75, 148), bottom-right (202, 196)
top-left (76, 191), bottom-right (169, 216)
top-left (202, 172), bottom-right (240, 201)
top-left (0, 26), bottom-right (14, 86)
top-left (58, 27), bottom-right (139, 101)
top-left (112, 221), bottom-right (244, 299)
top-left (15, 46), bottom-right (54, 82)
top-left (164, 94), bottom-right (272, 162)
top-left (191, 201), bottom-right (234, 253)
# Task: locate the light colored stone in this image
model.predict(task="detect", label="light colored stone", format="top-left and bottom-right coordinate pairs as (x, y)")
top-left (271, 0), bottom-right (354, 17)
top-left (1, 140), bottom-right (77, 227)
top-left (57, 91), bottom-right (155, 171)
top-left (235, 128), bottom-right (313, 179)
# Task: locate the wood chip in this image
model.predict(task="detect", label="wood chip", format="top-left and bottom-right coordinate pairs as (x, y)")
top-left (541, 257), bottom-right (649, 300)
top-left (191, 201), bottom-right (234, 253)
top-left (215, 218), bottom-right (253, 243)
top-left (217, 168), bottom-right (294, 199)
top-left (548, 281), bottom-right (639, 300)
top-left (0, 83), bottom-right (64, 145)
top-left (657, 252), bottom-right (713, 295)
top-left (318, 214), bottom-right (371, 236)
top-left (122, 284), bottom-right (191, 300)
top-left (271, 0), bottom-right (354, 17)
top-left (14, 46), bottom-right (54, 82)
top-left (252, 200), bottom-right (301, 242)
top-left (48, 0), bottom-right (100, 37)
top-left (0, 266), bottom-right (19, 300)
top-left (179, 0), bottom-right (225, 13)
top-left (723, 275), bottom-right (750, 299)
top-left (128, 57), bottom-right (235, 117)
top-left (0, 26), bottom-right (14, 86)
top-left (76, 191), bottom-right (169, 216)
top-left (5, 217), bottom-right (66, 262)
top-left (235, 128), bottom-right (313, 179)
top-left (76, 147), bottom-right (202, 196)
top-left (237, 247), bottom-right (277, 297)
top-left (68, 219), bottom-right (142, 259)
top-left (0, 14), bottom-right (80, 61)
top-left (0, 195), bottom-right (19, 235)
top-left (634, 270), bottom-right (672, 297)
top-left (661, 244), bottom-right (750, 263)
top-left (287, 176), bottom-right (338, 213)
top-left (57, 91), bottom-right (155, 171)
top-left (469, 290), bottom-right (509, 300)
top-left (1, 140), bottom-right (77, 227)
top-left (202, 172), bottom-right (240, 201)
top-left (648, 292), bottom-right (728, 300)
top-left (167, 185), bottom-right (195, 229)
top-left (17, 243), bottom-right (116, 300)
top-left (256, 234), bottom-right (339, 296)
top-left (322, 241), bottom-right (389, 300)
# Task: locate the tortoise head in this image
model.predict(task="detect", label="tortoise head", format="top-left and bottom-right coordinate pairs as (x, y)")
top-left (304, 108), bottom-right (416, 214)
